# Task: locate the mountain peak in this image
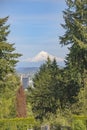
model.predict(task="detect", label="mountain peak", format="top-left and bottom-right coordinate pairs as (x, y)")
top-left (23, 51), bottom-right (64, 63)
top-left (39, 51), bottom-right (48, 56)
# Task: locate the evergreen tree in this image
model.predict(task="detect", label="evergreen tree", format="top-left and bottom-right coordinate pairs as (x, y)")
top-left (0, 17), bottom-right (21, 118)
top-left (28, 58), bottom-right (61, 120)
top-left (28, 58), bottom-right (80, 120)
top-left (0, 16), bottom-right (21, 92)
top-left (60, 0), bottom-right (87, 76)
top-left (59, 0), bottom-right (87, 111)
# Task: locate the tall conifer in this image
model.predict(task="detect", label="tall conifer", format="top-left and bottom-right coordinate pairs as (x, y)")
top-left (60, 0), bottom-right (87, 87)
top-left (60, 0), bottom-right (87, 114)
top-left (0, 17), bottom-right (21, 91)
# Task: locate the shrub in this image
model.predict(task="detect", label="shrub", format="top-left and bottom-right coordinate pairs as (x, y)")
top-left (73, 120), bottom-right (86, 130)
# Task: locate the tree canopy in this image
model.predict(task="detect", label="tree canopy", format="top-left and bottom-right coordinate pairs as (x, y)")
top-left (0, 16), bottom-right (21, 92)
top-left (0, 16), bottom-right (21, 118)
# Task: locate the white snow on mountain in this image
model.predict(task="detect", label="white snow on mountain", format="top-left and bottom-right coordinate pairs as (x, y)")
top-left (23, 51), bottom-right (64, 62)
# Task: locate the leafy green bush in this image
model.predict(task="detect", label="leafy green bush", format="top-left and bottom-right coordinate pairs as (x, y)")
top-left (0, 117), bottom-right (38, 130)
top-left (73, 120), bottom-right (86, 130)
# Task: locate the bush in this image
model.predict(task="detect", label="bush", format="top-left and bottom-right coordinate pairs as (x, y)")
top-left (73, 120), bottom-right (86, 130)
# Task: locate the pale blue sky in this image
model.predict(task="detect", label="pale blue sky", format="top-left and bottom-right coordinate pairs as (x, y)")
top-left (0, 0), bottom-right (69, 67)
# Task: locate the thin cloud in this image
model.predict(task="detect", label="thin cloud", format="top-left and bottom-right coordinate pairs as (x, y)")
top-left (9, 13), bottom-right (63, 23)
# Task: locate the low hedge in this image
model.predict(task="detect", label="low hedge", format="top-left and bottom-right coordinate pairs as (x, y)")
top-left (0, 117), bottom-right (39, 130)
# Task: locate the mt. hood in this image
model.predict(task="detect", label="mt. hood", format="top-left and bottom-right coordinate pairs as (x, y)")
top-left (24, 51), bottom-right (64, 62)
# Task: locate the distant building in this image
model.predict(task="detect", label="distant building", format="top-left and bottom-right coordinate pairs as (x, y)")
top-left (20, 74), bottom-right (33, 89)
top-left (22, 77), bottom-right (29, 89)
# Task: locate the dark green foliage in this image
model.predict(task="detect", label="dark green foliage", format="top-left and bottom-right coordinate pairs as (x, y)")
top-left (59, 0), bottom-right (87, 115)
top-left (56, 69), bottom-right (80, 109)
top-left (0, 16), bottom-right (21, 92)
top-left (28, 57), bottom-right (82, 120)
top-left (60, 0), bottom-right (87, 76)
top-left (28, 58), bottom-right (61, 120)
top-left (0, 17), bottom-right (21, 118)
top-left (28, 58), bottom-right (80, 120)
